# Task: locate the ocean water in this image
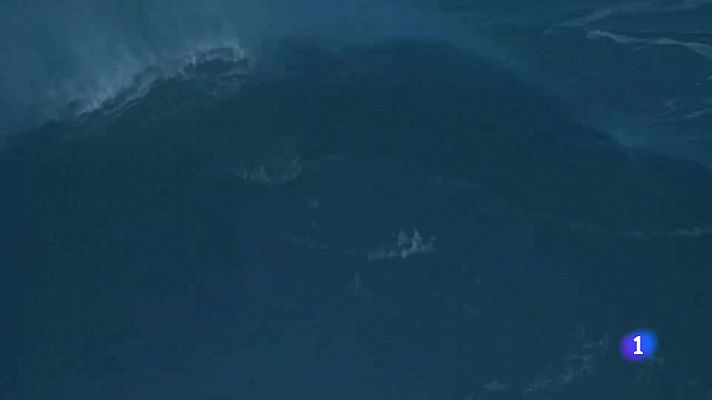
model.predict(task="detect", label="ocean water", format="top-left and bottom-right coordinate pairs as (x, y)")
top-left (2, 1), bottom-right (712, 399)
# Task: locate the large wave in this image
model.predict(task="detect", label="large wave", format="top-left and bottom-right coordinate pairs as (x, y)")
top-left (3, 0), bottom-right (712, 165)
top-left (0, 0), bottom-right (460, 142)
top-left (1, 36), bottom-right (252, 135)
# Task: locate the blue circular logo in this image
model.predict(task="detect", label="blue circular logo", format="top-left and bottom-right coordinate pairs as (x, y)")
top-left (620, 330), bottom-right (658, 362)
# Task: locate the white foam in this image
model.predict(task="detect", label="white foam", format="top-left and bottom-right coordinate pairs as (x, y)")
top-left (682, 108), bottom-right (712, 120)
top-left (367, 228), bottom-right (435, 261)
top-left (587, 30), bottom-right (712, 63)
top-left (558, 3), bottom-right (652, 27)
top-left (47, 39), bottom-right (250, 120)
top-left (559, 1), bottom-right (712, 27)
top-left (522, 331), bottom-right (607, 396)
top-left (483, 380), bottom-right (510, 392)
top-left (570, 222), bottom-right (712, 239)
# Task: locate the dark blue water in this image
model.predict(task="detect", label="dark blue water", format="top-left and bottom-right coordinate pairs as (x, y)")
top-left (2, 3), bottom-right (712, 399)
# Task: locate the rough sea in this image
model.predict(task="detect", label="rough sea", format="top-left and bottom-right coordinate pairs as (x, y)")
top-left (1, 1), bottom-right (712, 399)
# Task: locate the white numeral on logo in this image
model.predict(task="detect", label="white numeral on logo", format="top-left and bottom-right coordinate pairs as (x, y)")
top-left (633, 335), bottom-right (644, 355)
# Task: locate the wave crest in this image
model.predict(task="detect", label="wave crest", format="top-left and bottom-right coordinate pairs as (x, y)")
top-left (57, 43), bottom-right (250, 120)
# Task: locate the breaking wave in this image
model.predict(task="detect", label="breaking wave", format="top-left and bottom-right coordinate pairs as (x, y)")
top-left (53, 43), bottom-right (250, 121)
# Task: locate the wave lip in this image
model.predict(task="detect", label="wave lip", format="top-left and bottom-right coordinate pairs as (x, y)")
top-left (64, 44), bottom-right (250, 120)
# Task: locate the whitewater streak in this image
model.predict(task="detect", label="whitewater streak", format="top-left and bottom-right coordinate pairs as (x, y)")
top-left (586, 30), bottom-right (712, 63)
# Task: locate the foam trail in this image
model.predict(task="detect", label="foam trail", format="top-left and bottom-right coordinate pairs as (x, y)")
top-left (558, 1), bottom-right (712, 27)
top-left (587, 30), bottom-right (712, 62)
top-left (558, 3), bottom-right (653, 27)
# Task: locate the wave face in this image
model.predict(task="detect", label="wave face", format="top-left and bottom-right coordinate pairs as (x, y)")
top-left (3, 3), bottom-right (712, 400)
top-left (5, 37), bottom-right (712, 400)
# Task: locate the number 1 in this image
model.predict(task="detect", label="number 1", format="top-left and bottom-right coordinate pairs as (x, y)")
top-left (633, 335), bottom-right (644, 355)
